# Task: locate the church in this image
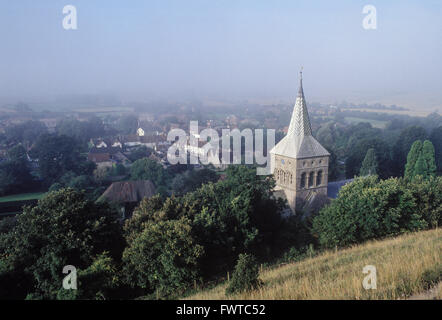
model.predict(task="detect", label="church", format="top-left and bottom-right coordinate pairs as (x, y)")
top-left (270, 71), bottom-right (330, 212)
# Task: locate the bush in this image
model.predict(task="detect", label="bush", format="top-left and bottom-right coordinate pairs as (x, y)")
top-left (312, 176), bottom-right (427, 248)
top-left (226, 253), bottom-right (262, 295)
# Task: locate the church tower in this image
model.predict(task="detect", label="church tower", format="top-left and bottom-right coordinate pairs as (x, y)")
top-left (270, 71), bottom-right (330, 212)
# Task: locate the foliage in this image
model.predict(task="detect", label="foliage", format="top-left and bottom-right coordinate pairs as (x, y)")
top-left (30, 134), bottom-right (89, 185)
top-left (312, 176), bottom-right (428, 248)
top-left (359, 148), bottom-right (378, 176)
top-left (345, 138), bottom-right (392, 179)
top-left (0, 188), bottom-right (124, 299)
top-left (122, 217), bottom-right (203, 296)
top-left (129, 158), bottom-right (170, 188)
top-left (56, 117), bottom-right (105, 143)
top-left (56, 252), bottom-right (120, 300)
top-left (4, 120), bottom-right (47, 147)
top-left (429, 126), bottom-right (442, 174)
top-left (127, 146), bottom-right (152, 162)
top-left (0, 145), bottom-right (34, 195)
top-left (226, 253), bottom-right (262, 295)
top-left (171, 168), bottom-right (219, 196)
top-left (392, 126), bottom-right (427, 176)
top-left (404, 140), bottom-right (423, 179)
top-left (405, 140), bottom-right (437, 180)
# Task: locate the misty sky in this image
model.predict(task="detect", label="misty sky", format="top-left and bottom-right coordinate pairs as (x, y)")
top-left (1, 0), bottom-right (441, 109)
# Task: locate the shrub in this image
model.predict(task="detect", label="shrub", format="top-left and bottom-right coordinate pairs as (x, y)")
top-left (226, 253), bottom-right (262, 295)
top-left (312, 176), bottom-right (427, 248)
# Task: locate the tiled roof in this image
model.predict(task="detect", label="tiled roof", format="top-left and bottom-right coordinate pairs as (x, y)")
top-left (270, 72), bottom-right (330, 159)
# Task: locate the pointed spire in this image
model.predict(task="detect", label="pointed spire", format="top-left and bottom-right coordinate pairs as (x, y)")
top-left (287, 68), bottom-right (312, 136)
top-left (298, 66), bottom-right (304, 97)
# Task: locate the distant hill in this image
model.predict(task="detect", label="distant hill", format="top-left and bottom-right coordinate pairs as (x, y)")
top-left (185, 229), bottom-right (441, 300)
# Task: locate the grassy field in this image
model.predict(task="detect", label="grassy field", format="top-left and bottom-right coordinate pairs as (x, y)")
top-left (341, 107), bottom-right (436, 117)
top-left (185, 229), bottom-right (441, 300)
top-left (0, 192), bottom-right (45, 203)
top-left (344, 117), bottom-right (388, 129)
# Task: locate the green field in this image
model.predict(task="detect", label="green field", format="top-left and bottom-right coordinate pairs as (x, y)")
top-left (345, 117), bottom-right (388, 129)
top-left (0, 192), bottom-right (45, 203)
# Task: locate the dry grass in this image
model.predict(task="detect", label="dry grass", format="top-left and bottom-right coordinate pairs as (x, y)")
top-left (185, 229), bottom-right (441, 300)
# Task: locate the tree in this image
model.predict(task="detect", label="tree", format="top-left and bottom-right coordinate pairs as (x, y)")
top-left (0, 145), bottom-right (34, 195)
top-left (312, 176), bottom-right (426, 248)
top-left (345, 138), bottom-right (392, 179)
top-left (405, 140), bottom-right (436, 180)
top-left (129, 158), bottom-right (169, 188)
top-left (30, 134), bottom-right (85, 185)
top-left (5, 120), bottom-right (47, 147)
top-left (0, 188), bottom-right (124, 299)
top-left (392, 126), bottom-right (427, 176)
top-left (405, 140), bottom-right (423, 179)
top-left (118, 114), bottom-right (138, 134)
top-left (56, 252), bottom-right (120, 300)
top-left (226, 253), bottom-right (262, 295)
top-left (127, 146), bottom-right (152, 162)
top-left (421, 140), bottom-right (437, 178)
top-left (414, 153), bottom-right (428, 178)
top-left (122, 217), bottom-right (203, 297)
top-left (429, 126), bottom-right (442, 174)
top-left (56, 117), bottom-right (105, 144)
top-left (359, 148), bottom-right (378, 176)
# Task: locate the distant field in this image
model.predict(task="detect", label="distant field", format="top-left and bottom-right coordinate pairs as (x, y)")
top-left (0, 192), bottom-right (45, 203)
top-left (72, 106), bottom-right (135, 113)
top-left (185, 229), bottom-right (441, 300)
top-left (345, 117), bottom-right (388, 129)
top-left (341, 107), bottom-right (436, 117)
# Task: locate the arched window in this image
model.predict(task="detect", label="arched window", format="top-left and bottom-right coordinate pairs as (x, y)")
top-left (308, 172), bottom-right (314, 188)
top-left (316, 170), bottom-right (322, 186)
top-left (300, 172), bottom-right (306, 188)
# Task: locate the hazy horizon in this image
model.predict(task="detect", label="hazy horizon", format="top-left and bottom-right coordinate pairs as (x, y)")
top-left (1, 0), bottom-right (441, 110)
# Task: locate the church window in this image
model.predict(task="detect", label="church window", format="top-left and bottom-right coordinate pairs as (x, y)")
top-left (308, 171), bottom-right (314, 188)
top-left (316, 170), bottom-right (322, 186)
top-left (300, 172), bottom-right (306, 188)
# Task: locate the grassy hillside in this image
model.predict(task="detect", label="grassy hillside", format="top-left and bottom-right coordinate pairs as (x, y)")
top-left (185, 229), bottom-right (441, 300)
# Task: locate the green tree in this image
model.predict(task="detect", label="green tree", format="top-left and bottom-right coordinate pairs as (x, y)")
top-left (0, 145), bottom-right (34, 195)
top-left (359, 148), bottom-right (378, 176)
top-left (30, 134), bottom-right (85, 185)
top-left (56, 252), bottom-right (119, 300)
top-left (122, 217), bottom-right (203, 297)
top-left (226, 253), bottom-right (262, 295)
top-left (414, 153), bottom-right (428, 178)
top-left (392, 126), bottom-right (427, 176)
top-left (404, 140), bottom-right (423, 179)
top-left (421, 140), bottom-right (437, 178)
top-left (129, 158), bottom-right (169, 188)
top-left (429, 126), bottom-right (442, 174)
top-left (312, 176), bottom-right (426, 248)
top-left (0, 188), bottom-right (124, 299)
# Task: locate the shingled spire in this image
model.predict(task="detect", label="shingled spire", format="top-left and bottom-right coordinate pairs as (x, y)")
top-left (287, 69), bottom-right (313, 137)
top-left (270, 70), bottom-right (329, 159)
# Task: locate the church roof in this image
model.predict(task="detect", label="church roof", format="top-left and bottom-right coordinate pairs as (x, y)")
top-left (270, 71), bottom-right (330, 159)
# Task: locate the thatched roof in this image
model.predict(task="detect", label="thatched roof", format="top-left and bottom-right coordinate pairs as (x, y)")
top-left (99, 180), bottom-right (156, 203)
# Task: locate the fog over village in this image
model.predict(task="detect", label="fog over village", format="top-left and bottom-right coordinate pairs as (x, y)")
top-left (0, 1), bottom-right (440, 304)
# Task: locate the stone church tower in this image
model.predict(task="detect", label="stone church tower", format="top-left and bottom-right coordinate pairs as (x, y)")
top-left (270, 71), bottom-right (330, 212)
